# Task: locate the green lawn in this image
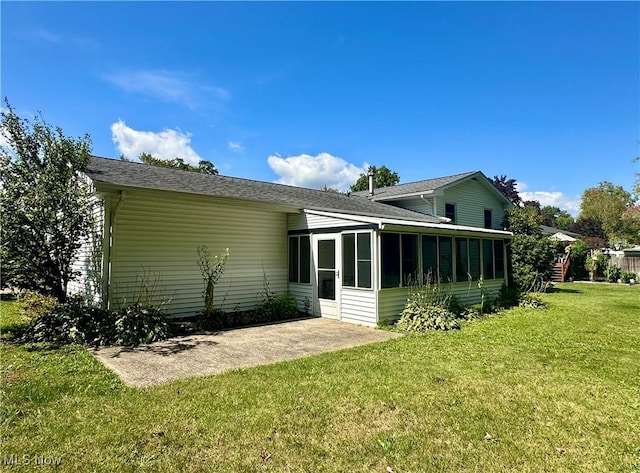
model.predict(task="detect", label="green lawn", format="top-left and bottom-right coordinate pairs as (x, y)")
top-left (1, 283), bottom-right (639, 472)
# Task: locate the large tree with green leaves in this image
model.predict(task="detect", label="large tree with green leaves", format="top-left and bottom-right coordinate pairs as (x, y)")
top-left (351, 165), bottom-right (400, 192)
top-left (540, 205), bottom-right (575, 230)
top-left (1, 101), bottom-right (95, 301)
top-left (492, 175), bottom-right (522, 206)
top-left (579, 181), bottom-right (634, 245)
top-left (504, 206), bottom-right (557, 291)
top-left (132, 152), bottom-right (218, 175)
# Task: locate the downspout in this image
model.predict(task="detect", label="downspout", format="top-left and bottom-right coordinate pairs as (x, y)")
top-left (421, 194), bottom-right (434, 216)
top-left (102, 190), bottom-right (127, 309)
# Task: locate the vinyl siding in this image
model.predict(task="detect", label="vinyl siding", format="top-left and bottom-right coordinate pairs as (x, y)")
top-left (68, 196), bottom-right (105, 303)
top-left (340, 288), bottom-right (377, 326)
top-left (108, 189), bottom-right (288, 317)
top-left (288, 212), bottom-right (367, 231)
top-left (288, 283), bottom-right (313, 313)
top-left (388, 197), bottom-right (434, 215)
top-left (377, 279), bottom-right (504, 325)
top-left (436, 179), bottom-right (506, 228)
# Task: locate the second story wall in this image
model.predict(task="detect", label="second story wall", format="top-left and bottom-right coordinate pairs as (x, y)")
top-left (435, 178), bottom-right (507, 229)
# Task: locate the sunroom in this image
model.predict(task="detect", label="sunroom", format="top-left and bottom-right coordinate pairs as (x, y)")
top-left (287, 210), bottom-right (512, 327)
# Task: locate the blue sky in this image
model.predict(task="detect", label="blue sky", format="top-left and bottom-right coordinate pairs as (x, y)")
top-left (2, 1), bottom-right (638, 214)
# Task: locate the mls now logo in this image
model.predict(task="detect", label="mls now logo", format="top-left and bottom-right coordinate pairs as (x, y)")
top-left (3, 454), bottom-right (62, 466)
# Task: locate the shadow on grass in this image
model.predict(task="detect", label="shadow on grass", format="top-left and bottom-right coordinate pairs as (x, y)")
top-left (548, 286), bottom-right (583, 294)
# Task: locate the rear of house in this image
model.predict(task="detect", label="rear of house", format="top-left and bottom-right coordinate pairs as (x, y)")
top-left (79, 157), bottom-right (512, 327)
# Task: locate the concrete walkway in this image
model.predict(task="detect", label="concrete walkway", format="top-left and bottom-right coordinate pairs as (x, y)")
top-left (92, 318), bottom-right (402, 387)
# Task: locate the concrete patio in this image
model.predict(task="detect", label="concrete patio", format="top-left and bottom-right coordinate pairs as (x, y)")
top-left (92, 318), bottom-right (402, 387)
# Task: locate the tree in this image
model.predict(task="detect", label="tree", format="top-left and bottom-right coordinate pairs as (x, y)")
top-left (539, 205), bottom-right (575, 230)
top-left (504, 206), bottom-right (556, 291)
top-left (137, 152), bottom-right (218, 175)
top-left (492, 175), bottom-right (521, 206)
top-left (351, 165), bottom-right (400, 192)
top-left (0, 101), bottom-right (95, 301)
top-left (579, 181), bottom-right (634, 244)
top-left (620, 204), bottom-right (640, 245)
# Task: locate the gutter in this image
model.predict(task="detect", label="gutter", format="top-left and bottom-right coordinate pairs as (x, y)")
top-left (102, 190), bottom-right (127, 309)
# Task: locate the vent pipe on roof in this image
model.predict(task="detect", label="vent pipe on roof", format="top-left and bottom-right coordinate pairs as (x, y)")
top-left (368, 169), bottom-right (375, 196)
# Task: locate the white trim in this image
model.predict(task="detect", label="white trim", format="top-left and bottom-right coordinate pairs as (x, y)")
top-left (303, 209), bottom-right (512, 236)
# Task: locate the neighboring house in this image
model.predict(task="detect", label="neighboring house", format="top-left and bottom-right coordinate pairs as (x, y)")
top-left (352, 170), bottom-right (513, 230)
top-left (77, 157), bottom-right (512, 327)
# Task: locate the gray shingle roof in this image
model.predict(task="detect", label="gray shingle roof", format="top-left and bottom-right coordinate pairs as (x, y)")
top-left (352, 171), bottom-right (478, 199)
top-left (86, 157), bottom-right (444, 224)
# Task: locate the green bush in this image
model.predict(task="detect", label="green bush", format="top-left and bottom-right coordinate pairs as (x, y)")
top-left (258, 292), bottom-right (299, 320)
top-left (22, 296), bottom-right (116, 346)
top-left (396, 300), bottom-right (460, 332)
top-left (567, 239), bottom-right (589, 280)
top-left (605, 264), bottom-right (622, 283)
top-left (115, 304), bottom-right (170, 347)
top-left (518, 292), bottom-right (547, 309)
top-left (496, 284), bottom-right (521, 309)
top-left (621, 271), bottom-right (637, 283)
top-left (18, 290), bottom-right (58, 320)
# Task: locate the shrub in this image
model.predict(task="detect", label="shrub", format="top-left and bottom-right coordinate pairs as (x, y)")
top-left (567, 239), bottom-right (589, 280)
top-left (22, 295), bottom-right (116, 346)
top-left (396, 300), bottom-right (459, 332)
top-left (496, 283), bottom-right (521, 310)
top-left (605, 263), bottom-right (622, 283)
top-left (258, 291), bottom-right (299, 320)
top-left (510, 234), bottom-right (556, 292)
top-left (115, 304), bottom-right (169, 347)
top-left (18, 290), bottom-right (58, 320)
top-left (621, 271), bottom-right (637, 283)
top-left (519, 292), bottom-right (547, 309)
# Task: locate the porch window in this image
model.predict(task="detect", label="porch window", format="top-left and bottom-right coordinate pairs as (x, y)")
top-left (288, 235), bottom-right (310, 284)
top-left (421, 235), bottom-right (438, 283)
top-left (381, 233), bottom-right (418, 288)
top-left (381, 233), bottom-right (400, 288)
top-left (342, 233), bottom-right (372, 289)
top-left (439, 236), bottom-right (453, 282)
top-left (456, 238), bottom-right (481, 281)
top-left (482, 239), bottom-right (495, 279)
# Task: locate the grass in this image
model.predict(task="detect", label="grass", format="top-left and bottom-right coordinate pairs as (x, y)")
top-left (1, 283), bottom-right (639, 472)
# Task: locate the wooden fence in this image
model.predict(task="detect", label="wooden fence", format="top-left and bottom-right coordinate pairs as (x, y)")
top-left (610, 255), bottom-right (640, 274)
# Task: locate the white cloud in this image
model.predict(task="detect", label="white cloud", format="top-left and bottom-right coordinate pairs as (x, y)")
top-left (517, 182), bottom-right (581, 215)
top-left (29, 27), bottom-right (60, 43)
top-left (105, 69), bottom-right (229, 109)
top-left (111, 120), bottom-right (202, 165)
top-left (267, 152), bottom-right (367, 190)
top-left (228, 141), bottom-right (245, 153)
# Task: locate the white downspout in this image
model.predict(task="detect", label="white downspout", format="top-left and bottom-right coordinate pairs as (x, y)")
top-left (103, 190), bottom-right (127, 309)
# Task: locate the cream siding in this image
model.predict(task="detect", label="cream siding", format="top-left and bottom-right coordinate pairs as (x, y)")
top-left (437, 179), bottom-right (506, 228)
top-left (340, 288), bottom-right (377, 326)
top-left (288, 283), bottom-right (313, 314)
top-left (288, 212), bottom-right (365, 231)
top-left (68, 196), bottom-right (105, 303)
top-left (108, 189), bottom-right (288, 317)
top-left (388, 197), bottom-right (434, 215)
top-left (377, 279), bottom-right (504, 325)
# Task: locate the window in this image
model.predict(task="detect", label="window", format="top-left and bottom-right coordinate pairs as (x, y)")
top-left (456, 238), bottom-right (469, 281)
top-left (482, 239), bottom-right (494, 279)
top-left (288, 235), bottom-right (310, 283)
top-left (456, 238), bottom-right (480, 281)
top-left (402, 234), bottom-right (418, 285)
top-left (439, 236), bottom-right (453, 282)
top-left (422, 235), bottom-right (438, 283)
top-left (342, 233), bottom-right (372, 288)
top-left (484, 209), bottom-right (493, 229)
top-left (445, 203), bottom-right (456, 223)
top-left (381, 233), bottom-right (400, 288)
top-left (381, 233), bottom-right (419, 288)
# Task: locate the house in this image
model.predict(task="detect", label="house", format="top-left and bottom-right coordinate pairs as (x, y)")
top-left (76, 157), bottom-right (512, 327)
top-left (352, 170), bottom-right (513, 229)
